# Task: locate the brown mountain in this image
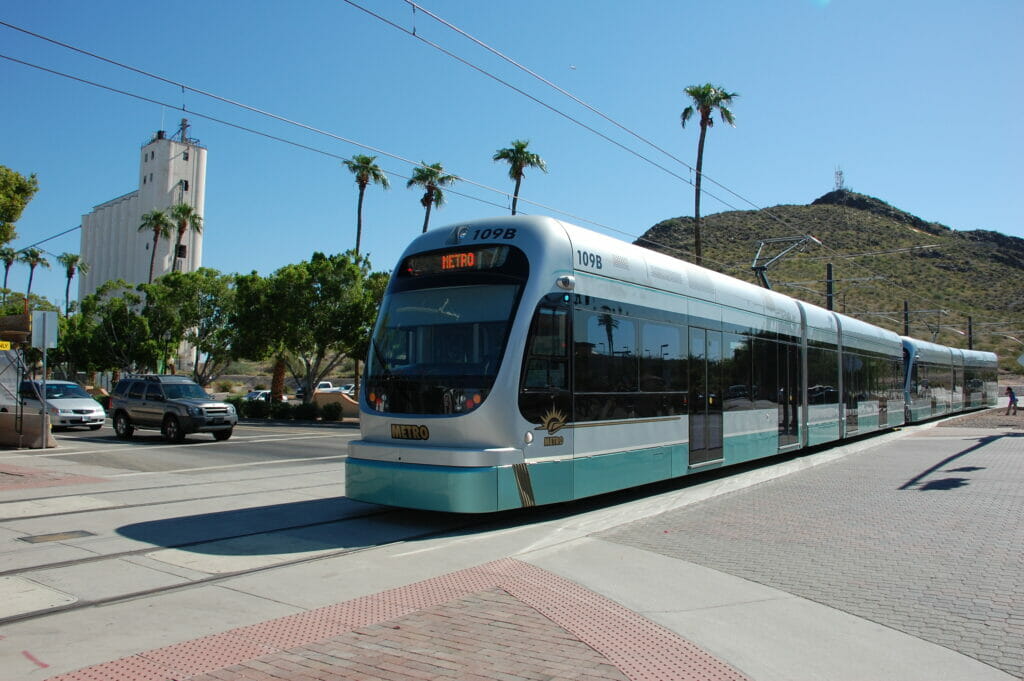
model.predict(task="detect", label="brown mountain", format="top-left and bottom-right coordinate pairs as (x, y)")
top-left (634, 189), bottom-right (1024, 371)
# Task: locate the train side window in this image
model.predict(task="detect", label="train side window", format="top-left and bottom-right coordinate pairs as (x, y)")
top-left (576, 309), bottom-right (637, 392)
top-left (522, 306), bottom-right (568, 390)
top-left (640, 322), bottom-right (686, 391)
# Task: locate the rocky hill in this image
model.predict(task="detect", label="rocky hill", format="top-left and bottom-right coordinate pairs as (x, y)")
top-left (634, 190), bottom-right (1024, 371)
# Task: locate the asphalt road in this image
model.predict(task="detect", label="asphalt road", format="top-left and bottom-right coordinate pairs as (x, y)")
top-left (37, 419), bottom-right (359, 473)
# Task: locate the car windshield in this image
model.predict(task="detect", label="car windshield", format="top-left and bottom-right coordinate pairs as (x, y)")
top-left (163, 382), bottom-right (211, 400)
top-left (43, 383), bottom-right (92, 400)
top-left (364, 283), bottom-right (520, 414)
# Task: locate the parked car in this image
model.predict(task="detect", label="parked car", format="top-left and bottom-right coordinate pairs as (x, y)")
top-left (244, 390), bottom-right (287, 402)
top-left (110, 375), bottom-right (237, 443)
top-left (294, 381), bottom-right (335, 400)
top-left (18, 380), bottom-right (106, 430)
top-left (338, 384), bottom-right (355, 396)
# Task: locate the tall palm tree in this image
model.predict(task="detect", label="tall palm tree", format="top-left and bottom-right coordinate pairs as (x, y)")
top-left (1, 246), bottom-right (16, 304)
top-left (56, 252), bottom-right (88, 316)
top-left (406, 162), bottom-right (456, 233)
top-left (492, 139), bottom-right (547, 215)
top-left (343, 154), bottom-right (390, 256)
top-left (19, 247), bottom-right (49, 298)
top-left (680, 83), bottom-right (738, 267)
top-left (169, 203), bottom-right (203, 272)
top-left (139, 208), bottom-right (173, 284)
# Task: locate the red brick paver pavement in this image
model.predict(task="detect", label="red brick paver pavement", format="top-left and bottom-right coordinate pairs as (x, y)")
top-left (47, 559), bottom-right (748, 681)
top-left (0, 463), bottom-right (105, 490)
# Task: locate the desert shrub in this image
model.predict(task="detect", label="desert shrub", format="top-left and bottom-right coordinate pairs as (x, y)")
top-left (321, 402), bottom-right (343, 421)
top-left (270, 401), bottom-right (292, 420)
top-left (246, 399), bottom-right (270, 419)
top-left (292, 401), bottom-right (321, 421)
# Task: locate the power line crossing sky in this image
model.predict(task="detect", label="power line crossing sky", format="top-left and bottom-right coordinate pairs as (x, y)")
top-left (2, 0), bottom-right (1021, 309)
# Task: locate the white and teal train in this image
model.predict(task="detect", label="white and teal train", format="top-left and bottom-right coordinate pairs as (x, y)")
top-left (346, 215), bottom-right (998, 512)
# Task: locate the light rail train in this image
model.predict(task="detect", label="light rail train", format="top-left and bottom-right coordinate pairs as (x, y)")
top-left (346, 216), bottom-right (998, 512)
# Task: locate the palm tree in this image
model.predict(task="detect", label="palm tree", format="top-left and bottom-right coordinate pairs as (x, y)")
top-left (406, 162), bottom-right (456, 233)
top-left (680, 83), bottom-right (738, 267)
top-left (492, 139), bottom-right (547, 215)
top-left (597, 307), bottom-right (619, 355)
top-left (56, 252), bottom-right (89, 316)
top-left (343, 154), bottom-right (390, 256)
top-left (19, 247), bottom-right (49, 298)
top-left (1, 246), bottom-right (16, 304)
top-left (169, 203), bottom-right (203, 272)
top-left (139, 209), bottom-right (174, 284)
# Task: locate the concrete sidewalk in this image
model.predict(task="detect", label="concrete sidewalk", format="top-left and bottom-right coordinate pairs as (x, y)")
top-left (17, 421), bottom-right (1024, 681)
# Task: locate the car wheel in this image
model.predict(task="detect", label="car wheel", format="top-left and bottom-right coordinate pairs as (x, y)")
top-left (88, 424), bottom-right (102, 431)
top-left (212, 428), bottom-right (233, 441)
top-left (163, 415), bottom-right (185, 443)
top-left (114, 412), bottom-right (134, 440)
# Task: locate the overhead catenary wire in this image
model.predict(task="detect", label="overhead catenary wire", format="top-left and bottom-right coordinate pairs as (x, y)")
top-left (0, 17), bottom-right (1013, 330)
top-left (0, 49), bottom-right (742, 276)
top-left (343, 2), bottom-right (1007, 328)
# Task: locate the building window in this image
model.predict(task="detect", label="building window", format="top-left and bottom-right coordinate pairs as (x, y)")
top-left (142, 176), bottom-right (146, 184)
top-left (183, 151), bottom-right (189, 161)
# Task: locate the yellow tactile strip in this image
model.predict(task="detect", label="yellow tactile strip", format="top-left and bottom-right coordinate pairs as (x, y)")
top-left (47, 558), bottom-right (748, 681)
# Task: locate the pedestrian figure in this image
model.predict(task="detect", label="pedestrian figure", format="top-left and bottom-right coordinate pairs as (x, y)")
top-left (1006, 387), bottom-right (1018, 416)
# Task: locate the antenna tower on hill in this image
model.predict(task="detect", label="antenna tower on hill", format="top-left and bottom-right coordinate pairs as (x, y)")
top-left (834, 166), bottom-right (845, 191)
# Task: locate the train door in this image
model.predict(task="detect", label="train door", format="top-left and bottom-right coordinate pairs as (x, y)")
top-left (779, 343), bottom-right (800, 448)
top-left (689, 327), bottom-right (723, 466)
top-left (518, 296), bottom-right (573, 459)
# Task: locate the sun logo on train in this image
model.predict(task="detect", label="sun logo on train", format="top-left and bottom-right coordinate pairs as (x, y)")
top-left (536, 408), bottom-right (568, 435)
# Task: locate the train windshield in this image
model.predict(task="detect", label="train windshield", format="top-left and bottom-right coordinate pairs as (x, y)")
top-left (365, 283), bottom-right (521, 414)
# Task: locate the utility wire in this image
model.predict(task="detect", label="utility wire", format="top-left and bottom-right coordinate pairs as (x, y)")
top-left (398, 0), bottom-right (767, 213)
top-left (1, 18), bottom-right (1011, 329)
top-left (366, 2), bottom-right (1017, 330)
top-left (0, 50), bottom-right (742, 275)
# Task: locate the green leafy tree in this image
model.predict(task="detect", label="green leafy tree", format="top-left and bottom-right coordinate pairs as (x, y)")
top-left (1, 245), bottom-right (16, 304)
top-left (19, 247), bottom-right (49, 298)
top-left (0, 165), bottom-right (39, 244)
top-left (235, 251), bottom-right (379, 403)
top-left (56, 252), bottom-right (88, 317)
top-left (169, 203), bottom-right (203, 272)
top-left (407, 162), bottom-right (456, 233)
top-left (139, 208), bottom-right (173, 283)
top-left (70, 280), bottom-right (159, 373)
top-left (232, 271), bottom-right (290, 403)
top-left (492, 139), bottom-right (547, 215)
top-left (680, 83), bottom-right (738, 267)
top-left (349, 270), bottom-right (389, 398)
top-left (142, 268), bottom-right (236, 385)
top-left (343, 154), bottom-right (390, 256)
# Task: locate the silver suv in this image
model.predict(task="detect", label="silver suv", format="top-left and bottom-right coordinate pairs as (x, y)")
top-left (110, 375), bottom-right (237, 443)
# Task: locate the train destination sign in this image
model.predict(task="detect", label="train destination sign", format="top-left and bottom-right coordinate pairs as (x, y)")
top-left (402, 245), bottom-right (510, 277)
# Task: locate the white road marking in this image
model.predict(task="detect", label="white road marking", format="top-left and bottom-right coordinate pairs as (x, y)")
top-left (0, 433), bottom-right (351, 461)
top-left (109, 454), bottom-right (348, 477)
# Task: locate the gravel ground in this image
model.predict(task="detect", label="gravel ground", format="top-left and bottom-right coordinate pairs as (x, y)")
top-left (937, 406), bottom-right (1024, 428)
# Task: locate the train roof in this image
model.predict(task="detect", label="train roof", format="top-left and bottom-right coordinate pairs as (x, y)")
top-left (411, 216), bottom-right (985, 361)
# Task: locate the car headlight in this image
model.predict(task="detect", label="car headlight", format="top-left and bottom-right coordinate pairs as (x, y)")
top-left (226, 404), bottom-right (236, 415)
top-left (186, 406), bottom-right (203, 417)
top-left (50, 407), bottom-right (72, 415)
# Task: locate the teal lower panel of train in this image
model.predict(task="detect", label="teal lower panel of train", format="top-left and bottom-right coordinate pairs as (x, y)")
top-left (347, 426), bottom-right (851, 513)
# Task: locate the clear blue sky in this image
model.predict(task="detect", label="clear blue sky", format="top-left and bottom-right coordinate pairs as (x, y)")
top-left (3, 0), bottom-right (1022, 309)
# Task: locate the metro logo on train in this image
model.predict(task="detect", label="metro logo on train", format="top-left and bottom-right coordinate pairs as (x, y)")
top-left (347, 215), bottom-right (998, 513)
